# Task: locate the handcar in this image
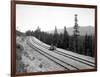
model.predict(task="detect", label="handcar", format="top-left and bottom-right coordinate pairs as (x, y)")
top-left (49, 44), bottom-right (56, 50)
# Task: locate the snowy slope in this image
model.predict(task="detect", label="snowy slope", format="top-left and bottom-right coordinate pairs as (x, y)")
top-left (28, 37), bottom-right (95, 70)
top-left (31, 36), bottom-right (94, 62)
top-left (16, 36), bottom-right (66, 73)
top-left (16, 36), bottom-right (95, 73)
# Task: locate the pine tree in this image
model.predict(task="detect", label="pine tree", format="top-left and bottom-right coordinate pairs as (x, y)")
top-left (26, 30), bottom-right (32, 36)
top-left (57, 33), bottom-right (63, 48)
top-left (87, 35), bottom-right (93, 57)
top-left (73, 14), bottom-right (80, 53)
top-left (83, 34), bottom-right (94, 57)
top-left (53, 26), bottom-right (58, 46)
top-left (69, 35), bottom-right (74, 51)
top-left (63, 26), bottom-right (69, 49)
top-left (34, 26), bottom-right (41, 39)
top-left (84, 34), bottom-right (88, 55)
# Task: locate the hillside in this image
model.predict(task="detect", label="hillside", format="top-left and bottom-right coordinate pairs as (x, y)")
top-left (16, 30), bottom-right (25, 36)
top-left (16, 36), bottom-right (95, 73)
top-left (47, 26), bottom-right (94, 35)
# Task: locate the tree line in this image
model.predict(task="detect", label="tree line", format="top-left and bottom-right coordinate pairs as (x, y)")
top-left (25, 26), bottom-right (94, 57)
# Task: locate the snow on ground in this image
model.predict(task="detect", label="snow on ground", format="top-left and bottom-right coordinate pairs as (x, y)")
top-left (16, 36), bottom-right (66, 73)
top-left (16, 36), bottom-right (95, 73)
top-left (29, 37), bottom-right (94, 70)
top-left (57, 48), bottom-right (94, 62)
top-left (31, 36), bottom-right (95, 63)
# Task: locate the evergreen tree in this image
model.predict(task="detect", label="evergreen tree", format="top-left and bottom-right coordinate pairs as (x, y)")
top-left (73, 14), bottom-right (80, 53)
top-left (83, 34), bottom-right (94, 57)
top-left (26, 30), bottom-right (32, 36)
top-left (57, 33), bottom-right (63, 48)
top-left (63, 26), bottom-right (69, 49)
top-left (84, 34), bottom-right (88, 55)
top-left (69, 35), bottom-right (74, 51)
top-left (53, 26), bottom-right (58, 46)
top-left (88, 35), bottom-right (93, 56)
top-left (34, 26), bottom-right (41, 39)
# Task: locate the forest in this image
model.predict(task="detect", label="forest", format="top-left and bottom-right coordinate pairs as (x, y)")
top-left (25, 26), bottom-right (94, 57)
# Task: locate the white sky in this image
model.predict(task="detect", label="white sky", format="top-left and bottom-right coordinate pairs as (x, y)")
top-left (16, 4), bottom-right (95, 32)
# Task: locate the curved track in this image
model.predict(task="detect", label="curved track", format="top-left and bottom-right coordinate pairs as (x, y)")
top-left (31, 37), bottom-right (95, 67)
top-left (27, 39), bottom-right (80, 70)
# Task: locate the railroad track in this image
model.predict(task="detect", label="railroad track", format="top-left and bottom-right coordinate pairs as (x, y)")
top-left (31, 38), bottom-right (95, 67)
top-left (27, 39), bottom-right (80, 70)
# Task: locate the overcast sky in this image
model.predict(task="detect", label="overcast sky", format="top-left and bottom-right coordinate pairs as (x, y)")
top-left (16, 4), bottom-right (95, 32)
